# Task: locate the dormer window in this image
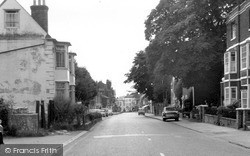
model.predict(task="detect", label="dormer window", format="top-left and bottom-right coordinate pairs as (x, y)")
top-left (5, 10), bottom-right (20, 28)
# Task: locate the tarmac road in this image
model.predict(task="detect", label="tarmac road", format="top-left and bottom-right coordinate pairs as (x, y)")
top-left (64, 112), bottom-right (250, 156)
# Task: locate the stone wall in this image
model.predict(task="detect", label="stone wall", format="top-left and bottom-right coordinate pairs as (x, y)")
top-left (9, 114), bottom-right (38, 134)
top-left (204, 114), bottom-right (236, 129)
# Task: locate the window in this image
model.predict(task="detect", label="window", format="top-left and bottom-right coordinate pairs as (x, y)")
top-left (224, 88), bottom-right (229, 105)
top-left (230, 52), bottom-right (236, 72)
top-left (69, 59), bottom-right (73, 73)
top-left (224, 53), bottom-right (229, 73)
top-left (241, 90), bottom-right (248, 108)
top-left (56, 82), bottom-right (65, 97)
top-left (56, 46), bottom-right (65, 67)
top-left (241, 45), bottom-right (247, 70)
top-left (5, 10), bottom-right (19, 28)
top-left (231, 21), bottom-right (236, 39)
top-left (224, 52), bottom-right (237, 74)
top-left (224, 87), bottom-right (238, 106)
top-left (231, 87), bottom-right (237, 102)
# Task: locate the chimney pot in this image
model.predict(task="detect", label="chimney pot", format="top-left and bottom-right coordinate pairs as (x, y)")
top-left (33, 0), bottom-right (36, 5)
top-left (38, 0), bottom-right (41, 5)
top-left (43, 0), bottom-right (46, 5)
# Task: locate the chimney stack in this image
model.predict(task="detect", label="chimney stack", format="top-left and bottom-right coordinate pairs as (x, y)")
top-left (31, 0), bottom-right (49, 33)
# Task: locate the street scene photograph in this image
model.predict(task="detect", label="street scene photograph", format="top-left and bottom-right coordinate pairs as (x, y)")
top-left (0, 0), bottom-right (250, 156)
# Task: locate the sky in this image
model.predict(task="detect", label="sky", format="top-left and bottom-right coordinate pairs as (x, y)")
top-left (16, 0), bottom-right (160, 97)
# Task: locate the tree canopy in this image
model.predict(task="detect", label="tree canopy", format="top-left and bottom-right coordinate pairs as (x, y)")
top-left (144, 0), bottom-right (237, 104)
top-left (75, 65), bottom-right (97, 104)
top-left (125, 0), bottom-right (237, 104)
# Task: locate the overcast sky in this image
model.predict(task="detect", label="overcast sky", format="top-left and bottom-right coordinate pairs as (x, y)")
top-left (16, 0), bottom-right (159, 97)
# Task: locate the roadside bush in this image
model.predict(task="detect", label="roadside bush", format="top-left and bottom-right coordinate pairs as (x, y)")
top-left (16, 129), bottom-right (49, 137)
top-left (54, 96), bottom-right (75, 123)
top-left (217, 106), bottom-right (236, 119)
top-left (86, 112), bottom-right (102, 122)
top-left (0, 98), bottom-right (10, 131)
top-left (205, 106), bottom-right (217, 115)
top-left (227, 100), bottom-right (240, 110)
top-left (52, 122), bottom-right (75, 131)
top-left (5, 125), bottom-right (17, 137)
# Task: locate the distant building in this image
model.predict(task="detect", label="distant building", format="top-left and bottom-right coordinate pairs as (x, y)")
top-left (117, 93), bottom-right (140, 112)
top-left (0, 0), bottom-right (76, 112)
top-left (91, 80), bottom-right (116, 109)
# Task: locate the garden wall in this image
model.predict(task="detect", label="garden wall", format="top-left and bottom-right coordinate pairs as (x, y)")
top-left (9, 113), bottom-right (38, 134)
top-left (204, 114), bottom-right (236, 129)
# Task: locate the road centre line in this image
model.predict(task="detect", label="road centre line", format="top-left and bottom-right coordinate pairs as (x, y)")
top-left (94, 133), bottom-right (173, 139)
top-left (160, 153), bottom-right (165, 156)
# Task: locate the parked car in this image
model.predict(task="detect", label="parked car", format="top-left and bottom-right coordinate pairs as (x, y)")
top-left (162, 106), bottom-right (179, 121)
top-left (101, 109), bottom-right (109, 117)
top-left (138, 108), bottom-right (145, 115)
top-left (100, 109), bottom-right (107, 117)
top-left (108, 109), bottom-right (113, 116)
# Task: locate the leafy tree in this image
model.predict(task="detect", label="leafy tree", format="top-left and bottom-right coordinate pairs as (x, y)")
top-left (124, 51), bottom-right (154, 100)
top-left (144, 0), bottom-right (237, 104)
top-left (75, 64), bottom-right (97, 105)
top-left (96, 80), bottom-right (116, 108)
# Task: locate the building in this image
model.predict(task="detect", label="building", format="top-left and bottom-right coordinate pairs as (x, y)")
top-left (221, 0), bottom-right (249, 108)
top-left (117, 94), bottom-right (139, 112)
top-left (117, 96), bottom-right (125, 111)
top-left (91, 80), bottom-right (116, 109)
top-left (0, 0), bottom-right (76, 112)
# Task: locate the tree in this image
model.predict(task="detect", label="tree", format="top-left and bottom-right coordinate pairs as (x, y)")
top-left (97, 80), bottom-right (116, 108)
top-left (124, 51), bottom-right (154, 100)
top-left (75, 64), bottom-right (97, 105)
top-left (144, 0), bottom-right (237, 104)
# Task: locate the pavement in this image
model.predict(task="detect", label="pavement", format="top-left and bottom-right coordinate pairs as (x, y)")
top-left (4, 130), bottom-right (88, 147)
top-left (145, 113), bottom-right (250, 149)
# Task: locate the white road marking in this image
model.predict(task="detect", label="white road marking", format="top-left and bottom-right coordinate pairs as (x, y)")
top-left (94, 133), bottom-right (172, 139)
top-left (160, 153), bottom-right (165, 156)
top-left (148, 138), bottom-right (151, 141)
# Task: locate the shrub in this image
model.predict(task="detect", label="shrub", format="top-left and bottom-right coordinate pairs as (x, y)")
top-left (6, 125), bottom-right (17, 137)
top-left (52, 122), bottom-right (75, 131)
top-left (16, 129), bottom-right (49, 137)
top-left (205, 106), bottom-right (217, 115)
top-left (227, 100), bottom-right (240, 110)
top-left (86, 112), bottom-right (102, 122)
top-left (54, 96), bottom-right (75, 123)
top-left (217, 106), bottom-right (236, 119)
top-left (0, 98), bottom-right (10, 131)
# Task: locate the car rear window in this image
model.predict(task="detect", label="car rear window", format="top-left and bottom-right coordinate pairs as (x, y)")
top-left (165, 107), bottom-right (177, 111)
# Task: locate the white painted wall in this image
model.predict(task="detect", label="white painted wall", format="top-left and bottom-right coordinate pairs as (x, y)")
top-left (0, 43), bottom-right (54, 112)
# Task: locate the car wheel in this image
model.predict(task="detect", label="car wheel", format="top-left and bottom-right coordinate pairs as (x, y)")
top-left (175, 118), bottom-right (179, 121)
top-left (162, 118), bottom-right (166, 122)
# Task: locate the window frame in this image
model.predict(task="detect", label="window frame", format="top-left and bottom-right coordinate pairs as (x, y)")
top-left (240, 44), bottom-right (248, 71)
top-left (241, 89), bottom-right (248, 108)
top-left (224, 53), bottom-right (229, 74)
top-left (55, 46), bottom-right (66, 68)
top-left (231, 21), bottom-right (236, 40)
top-left (224, 87), bottom-right (230, 105)
top-left (230, 52), bottom-right (237, 73)
top-left (230, 87), bottom-right (237, 103)
top-left (4, 9), bottom-right (20, 28)
top-left (224, 87), bottom-right (238, 106)
top-left (56, 82), bottom-right (66, 97)
top-left (224, 51), bottom-right (237, 74)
